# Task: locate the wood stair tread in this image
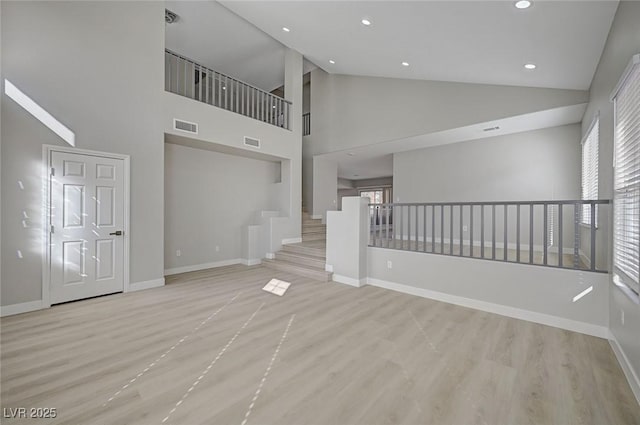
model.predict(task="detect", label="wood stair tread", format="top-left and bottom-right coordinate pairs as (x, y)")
top-left (262, 259), bottom-right (332, 282)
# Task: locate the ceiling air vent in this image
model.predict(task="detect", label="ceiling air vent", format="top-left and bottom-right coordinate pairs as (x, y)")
top-left (173, 119), bottom-right (198, 134)
top-left (244, 136), bottom-right (261, 149)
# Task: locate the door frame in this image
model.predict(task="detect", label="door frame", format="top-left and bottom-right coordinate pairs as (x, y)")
top-left (42, 145), bottom-right (131, 308)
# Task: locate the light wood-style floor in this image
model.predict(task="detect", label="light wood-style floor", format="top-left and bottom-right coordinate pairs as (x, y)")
top-left (1, 265), bottom-right (638, 424)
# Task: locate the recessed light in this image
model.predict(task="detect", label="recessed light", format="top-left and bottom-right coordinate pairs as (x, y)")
top-left (329, 59), bottom-right (335, 64)
top-left (354, 174), bottom-right (359, 177)
top-left (347, 152), bottom-right (355, 156)
top-left (524, 63), bottom-right (537, 69)
top-left (361, 19), bottom-right (371, 26)
top-left (282, 27), bottom-right (290, 32)
top-left (515, 0), bottom-right (532, 9)
top-left (401, 62), bottom-right (409, 67)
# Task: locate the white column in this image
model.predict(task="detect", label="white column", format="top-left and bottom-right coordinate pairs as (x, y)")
top-left (326, 196), bottom-right (369, 287)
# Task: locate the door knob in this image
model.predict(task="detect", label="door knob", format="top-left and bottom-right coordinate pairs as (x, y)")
top-left (109, 230), bottom-right (123, 236)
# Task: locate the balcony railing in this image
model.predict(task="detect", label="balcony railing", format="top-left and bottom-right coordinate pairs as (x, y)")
top-left (368, 200), bottom-right (610, 272)
top-left (165, 49), bottom-right (291, 130)
top-left (303, 112), bottom-right (311, 136)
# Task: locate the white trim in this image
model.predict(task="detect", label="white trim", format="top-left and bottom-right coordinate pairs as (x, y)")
top-left (127, 278), bottom-right (165, 292)
top-left (609, 332), bottom-right (640, 405)
top-left (266, 253), bottom-right (276, 260)
top-left (581, 112), bottom-right (600, 145)
top-left (282, 237), bottom-right (302, 245)
top-left (311, 215), bottom-right (322, 220)
top-left (366, 277), bottom-right (610, 338)
top-left (42, 145), bottom-right (131, 308)
top-left (325, 264), bottom-right (334, 272)
top-left (613, 276), bottom-right (640, 304)
top-left (332, 274), bottom-right (367, 288)
top-left (241, 258), bottom-right (262, 266)
top-left (164, 259), bottom-right (241, 276)
top-left (4, 79), bottom-right (75, 146)
top-left (610, 53), bottom-right (640, 101)
top-left (0, 300), bottom-right (44, 317)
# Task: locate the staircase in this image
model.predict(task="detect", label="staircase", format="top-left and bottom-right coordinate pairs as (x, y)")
top-left (262, 211), bottom-right (333, 281)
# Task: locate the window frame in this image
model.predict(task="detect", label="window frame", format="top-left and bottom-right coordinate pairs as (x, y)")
top-left (581, 116), bottom-right (599, 226)
top-left (610, 54), bottom-right (640, 299)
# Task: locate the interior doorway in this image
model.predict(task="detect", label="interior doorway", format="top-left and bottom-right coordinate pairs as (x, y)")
top-left (44, 146), bottom-right (130, 306)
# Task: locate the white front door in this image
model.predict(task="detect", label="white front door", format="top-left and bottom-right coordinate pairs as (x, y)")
top-left (49, 151), bottom-right (125, 304)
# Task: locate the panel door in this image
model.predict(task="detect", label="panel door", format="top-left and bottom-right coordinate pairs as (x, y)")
top-left (50, 151), bottom-right (125, 304)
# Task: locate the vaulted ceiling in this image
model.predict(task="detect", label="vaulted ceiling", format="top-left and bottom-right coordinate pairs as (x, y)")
top-left (165, 1), bottom-right (315, 92)
top-left (221, 0), bottom-right (618, 90)
top-left (168, 1), bottom-right (620, 179)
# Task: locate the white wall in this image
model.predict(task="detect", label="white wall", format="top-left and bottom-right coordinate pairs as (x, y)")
top-left (311, 157), bottom-right (338, 222)
top-left (337, 177), bottom-right (393, 209)
top-left (164, 48), bottom-right (303, 246)
top-left (368, 248), bottom-right (609, 337)
top-left (302, 157), bottom-right (313, 212)
top-left (352, 177), bottom-right (393, 189)
top-left (302, 67), bottom-right (588, 229)
top-left (305, 69), bottom-right (589, 157)
top-left (394, 125), bottom-right (581, 203)
top-left (164, 143), bottom-right (279, 271)
top-left (391, 125), bottom-right (593, 261)
top-left (326, 197), bottom-right (369, 286)
top-left (581, 0), bottom-right (640, 393)
top-left (326, 196), bottom-right (609, 337)
top-left (1, 1), bottom-right (165, 306)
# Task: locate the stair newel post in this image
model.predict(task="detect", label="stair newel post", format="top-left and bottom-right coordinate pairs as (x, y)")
top-left (326, 197), bottom-right (370, 287)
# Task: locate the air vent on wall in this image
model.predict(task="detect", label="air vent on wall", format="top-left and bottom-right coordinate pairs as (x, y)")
top-left (244, 136), bottom-right (261, 149)
top-left (173, 119), bottom-right (198, 134)
top-left (483, 126), bottom-right (500, 132)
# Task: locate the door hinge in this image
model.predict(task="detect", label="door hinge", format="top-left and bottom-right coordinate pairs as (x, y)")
top-left (50, 225), bottom-right (54, 234)
top-left (50, 167), bottom-right (55, 176)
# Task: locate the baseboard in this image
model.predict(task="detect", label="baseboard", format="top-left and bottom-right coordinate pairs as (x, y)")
top-left (366, 277), bottom-right (610, 338)
top-left (282, 237), bottom-right (302, 245)
top-left (325, 264), bottom-right (334, 272)
top-left (266, 252), bottom-right (275, 259)
top-left (311, 215), bottom-right (322, 220)
top-left (241, 258), bottom-right (262, 266)
top-left (609, 332), bottom-right (640, 405)
top-left (0, 300), bottom-right (44, 317)
top-left (164, 259), bottom-right (241, 276)
top-left (333, 274), bottom-right (367, 288)
top-left (128, 278), bottom-right (165, 292)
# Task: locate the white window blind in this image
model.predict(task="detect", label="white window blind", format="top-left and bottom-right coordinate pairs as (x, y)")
top-left (613, 57), bottom-right (640, 295)
top-left (581, 118), bottom-right (599, 225)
